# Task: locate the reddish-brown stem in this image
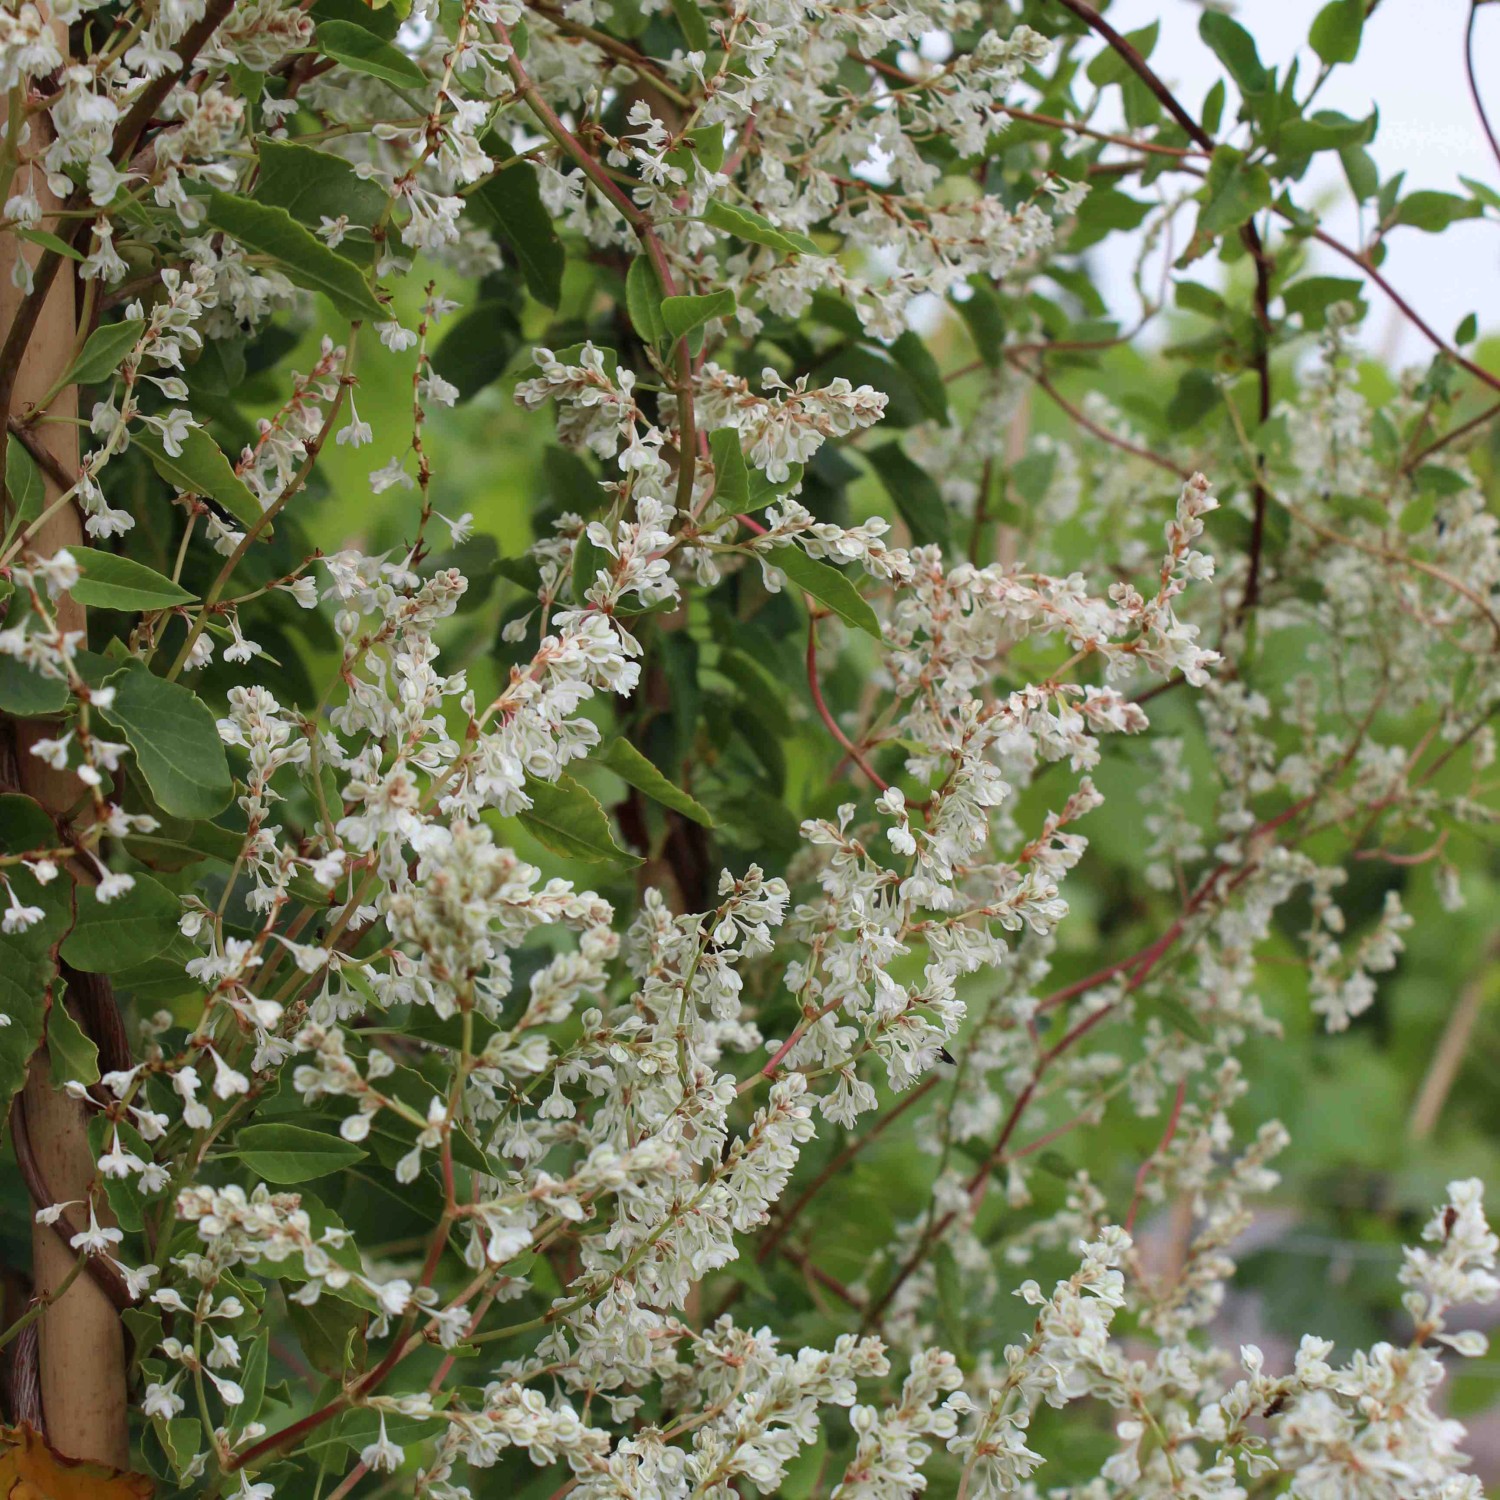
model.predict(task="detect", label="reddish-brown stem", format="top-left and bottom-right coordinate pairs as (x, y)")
top-left (1008, 353), bottom-right (1191, 479)
top-left (806, 616), bottom-right (893, 794)
top-left (1466, 0), bottom-right (1500, 175)
top-left (757, 1075), bottom-right (940, 1264)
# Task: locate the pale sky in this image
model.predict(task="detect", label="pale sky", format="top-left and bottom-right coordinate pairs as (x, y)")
top-left (1081, 0), bottom-right (1499, 366)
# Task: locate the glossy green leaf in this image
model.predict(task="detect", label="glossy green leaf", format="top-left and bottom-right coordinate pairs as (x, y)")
top-left (1199, 11), bottom-right (1267, 95)
top-left (255, 138), bottom-right (387, 233)
top-left (234, 1123), bottom-right (368, 1183)
top-left (708, 428), bottom-right (749, 511)
top-left (134, 426), bottom-right (262, 530)
top-left (703, 200), bottom-right (822, 257)
top-left (763, 544), bottom-right (882, 638)
top-left (314, 20), bottom-right (425, 87)
top-left (869, 440), bottom-right (952, 552)
top-left (593, 736), bottom-right (714, 826)
top-left (205, 190), bottom-right (386, 322)
top-left (626, 255), bottom-right (669, 344)
top-left (467, 156), bottom-right (564, 307)
top-left (61, 871), bottom-right (180, 973)
top-left (69, 552), bottom-right (195, 612)
top-left (670, 0), bottom-right (709, 50)
top-left (47, 1001), bottom-right (99, 1089)
top-left (5, 434), bottom-right (44, 527)
top-left (661, 289), bottom-right (736, 340)
top-left (61, 318), bottom-right (144, 388)
top-left (516, 773), bottom-right (642, 866)
top-left (96, 663), bottom-right (234, 820)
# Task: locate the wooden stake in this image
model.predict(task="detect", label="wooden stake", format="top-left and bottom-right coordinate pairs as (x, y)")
top-left (0, 15), bottom-right (129, 1463)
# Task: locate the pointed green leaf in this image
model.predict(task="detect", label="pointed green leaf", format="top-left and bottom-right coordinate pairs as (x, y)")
top-left (703, 200), bottom-right (823, 257)
top-left (47, 1001), bottom-right (99, 1089)
top-left (626, 255), bottom-right (669, 344)
top-left (61, 318), bottom-right (144, 388)
top-left (5, 434), bottom-right (44, 526)
top-left (670, 0), bottom-right (709, 50)
top-left (516, 772), bottom-right (641, 866)
top-left (1199, 11), bottom-right (1267, 95)
top-left (234, 1123), bottom-right (368, 1184)
top-left (134, 426), bottom-right (262, 529)
top-left (467, 153), bottom-right (564, 307)
top-left (70, 552), bottom-right (195, 612)
top-left (594, 737), bottom-right (714, 827)
top-left (205, 190), bottom-right (385, 322)
top-left (763, 544), bottom-right (882, 638)
top-left (708, 428), bottom-right (749, 511)
top-left (661, 289), bottom-right (736, 340)
top-left (868, 440), bottom-right (952, 551)
top-left (255, 139), bottom-right (388, 233)
top-left (314, 20), bottom-right (425, 88)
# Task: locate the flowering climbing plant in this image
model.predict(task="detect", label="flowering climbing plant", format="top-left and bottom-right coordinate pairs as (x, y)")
top-left (1, 0), bottom-right (1500, 1492)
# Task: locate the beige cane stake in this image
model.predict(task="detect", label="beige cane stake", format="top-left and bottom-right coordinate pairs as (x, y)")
top-left (0, 12), bottom-right (129, 1464)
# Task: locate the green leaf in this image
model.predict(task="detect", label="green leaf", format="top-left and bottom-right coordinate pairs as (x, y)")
top-left (314, 19), bottom-right (425, 87)
top-left (151, 1416), bottom-right (203, 1481)
top-left (763, 544), bottom-right (882, 638)
top-left (1282, 274), bottom-right (1367, 330)
top-left (205, 190), bottom-right (385, 322)
top-left (61, 318), bottom-right (144, 388)
top-left (703, 200), bottom-right (822, 257)
top-left (255, 139), bottom-right (387, 234)
top-left (0, 795), bottom-right (72, 954)
top-left (708, 428), bottom-right (749, 511)
top-left (70, 552), bottom-right (195, 612)
top-left (1138, 991), bottom-right (1210, 1043)
top-left (746, 462), bottom-right (803, 513)
top-left (661, 289), bottom-right (736, 340)
top-left (5, 434), bottom-right (44, 526)
top-left (1398, 491), bottom-right (1436, 534)
top-left (467, 154), bottom-right (564, 308)
top-left (287, 1291), bottom-right (367, 1377)
top-left (1457, 312), bottom-right (1479, 346)
top-left (888, 330), bottom-right (949, 423)
top-left (96, 663), bottom-right (234, 820)
top-left (61, 871), bottom-right (180, 973)
top-left (626, 255), bottom-right (669, 344)
top-left (15, 226), bottom-right (83, 262)
top-left (47, 1002), bottom-right (99, 1089)
top-left (134, 426), bottom-right (261, 530)
top-left (1340, 144), bottom-right (1379, 202)
top-left (868, 440), bottom-right (952, 552)
top-left (1392, 190), bottom-right (1484, 233)
top-left (1087, 21), bottom-right (1158, 86)
top-left (431, 300), bottom-right (522, 400)
top-left (1276, 111), bottom-right (1373, 160)
top-left (1197, 146), bottom-right (1271, 235)
top-left (593, 737), bottom-right (714, 827)
top-left (234, 1123), bottom-right (368, 1183)
top-left (0, 936), bottom-right (50, 1137)
top-left (1199, 11), bottom-right (1267, 95)
top-left (571, 527), bottom-right (606, 606)
top-left (0, 655), bottom-right (68, 715)
top-left (1309, 0), bottom-right (1363, 65)
top-left (516, 773), bottom-right (642, 866)
top-left (670, 0), bottom-right (709, 50)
